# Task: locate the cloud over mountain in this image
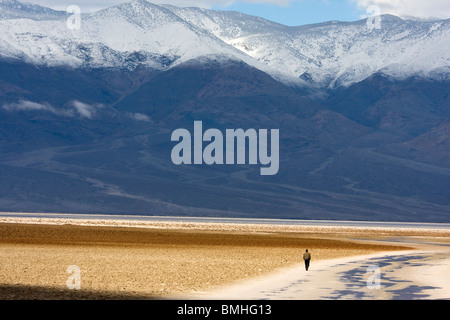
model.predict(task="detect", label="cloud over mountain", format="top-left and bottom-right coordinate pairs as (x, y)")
top-left (2, 100), bottom-right (102, 118)
top-left (353, 0), bottom-right (450, 19)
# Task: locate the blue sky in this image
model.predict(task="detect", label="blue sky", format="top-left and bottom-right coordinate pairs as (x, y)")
top-left (23, 0), bottom-right (450, 26)
top-left (213, 1), bottom-right (365, 26)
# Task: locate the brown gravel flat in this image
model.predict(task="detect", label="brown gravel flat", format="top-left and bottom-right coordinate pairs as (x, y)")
top-left (0, 220), bottom-right (420, 300)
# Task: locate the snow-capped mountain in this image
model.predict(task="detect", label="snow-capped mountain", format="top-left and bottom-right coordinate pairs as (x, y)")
top-left (144, 6), bottom-right (450, 88)
top-left (0, 0), bottom-right (449, 88)
top-left (0, 0), bottom-right (253, 71)
top-left (0, 0), bottom-right (65, 20)
top-left (1, 0), bottom-right (450, 222)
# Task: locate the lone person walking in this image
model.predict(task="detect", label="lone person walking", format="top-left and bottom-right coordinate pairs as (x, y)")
top-left (303, 249), bottom-right (311, 271)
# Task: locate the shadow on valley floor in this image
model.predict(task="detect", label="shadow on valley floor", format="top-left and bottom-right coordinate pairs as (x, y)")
top-left (0, 284), bottom-right (159, 300)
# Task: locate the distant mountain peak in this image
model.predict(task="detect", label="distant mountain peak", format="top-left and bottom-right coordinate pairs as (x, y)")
top-left (0, 1), bottom-right (448, 88)
top-left (0, 0), bottom-right (66, 20)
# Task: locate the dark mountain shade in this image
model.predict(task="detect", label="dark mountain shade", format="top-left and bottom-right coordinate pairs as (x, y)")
top-left (0, 59), bottom-right (449, 222)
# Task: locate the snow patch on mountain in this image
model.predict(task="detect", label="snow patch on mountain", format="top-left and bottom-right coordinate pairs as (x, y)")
top-left (0, 0), bottom-right (448, 88)
top-left (0, 0), bottom-right (66, 20)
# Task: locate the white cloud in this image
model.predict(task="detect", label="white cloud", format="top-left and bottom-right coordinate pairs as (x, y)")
top-left (352, 0), bottom-right (450, 19)
top-left (70, 100), bottom-right (97, 119)
top-left (2, 100), bottom-right (69, 115)
top-left (2, 100), bottom-right (102, 119)
top-left (2, 100), bottom-right (50, 111)
top-left (129, 112), bottom-right (152, 122)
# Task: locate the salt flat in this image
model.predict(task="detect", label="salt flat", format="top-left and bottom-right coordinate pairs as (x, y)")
top-left (185, 234), bottom-right (450, 300)
top-left (0, 215), bottom-right (448, 300)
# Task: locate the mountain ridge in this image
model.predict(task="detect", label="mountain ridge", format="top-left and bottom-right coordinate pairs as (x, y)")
top-left (0, 1), bottom-right (449, 222)
top-left (0, 0), bottom-right (449, 88)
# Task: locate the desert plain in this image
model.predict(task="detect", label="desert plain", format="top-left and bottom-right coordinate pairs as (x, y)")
top-left (0, 215), bottom-right (448, 300)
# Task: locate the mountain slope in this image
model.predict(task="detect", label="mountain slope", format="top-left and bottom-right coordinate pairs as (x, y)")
top-left (180, 11), bottom-right (450, 88)
top-left (0, 0), bottom-right (253, 70)
top-left (0, 1), bottom-right (448, 87)
top-left (1, 58), bottom-right (449, 222)
top-left (0, 1), bottom-right (449, 222)
top-left (0, 0), bottom-right (66, 20)
top-left (324, 74), bottom-right (450, 135)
